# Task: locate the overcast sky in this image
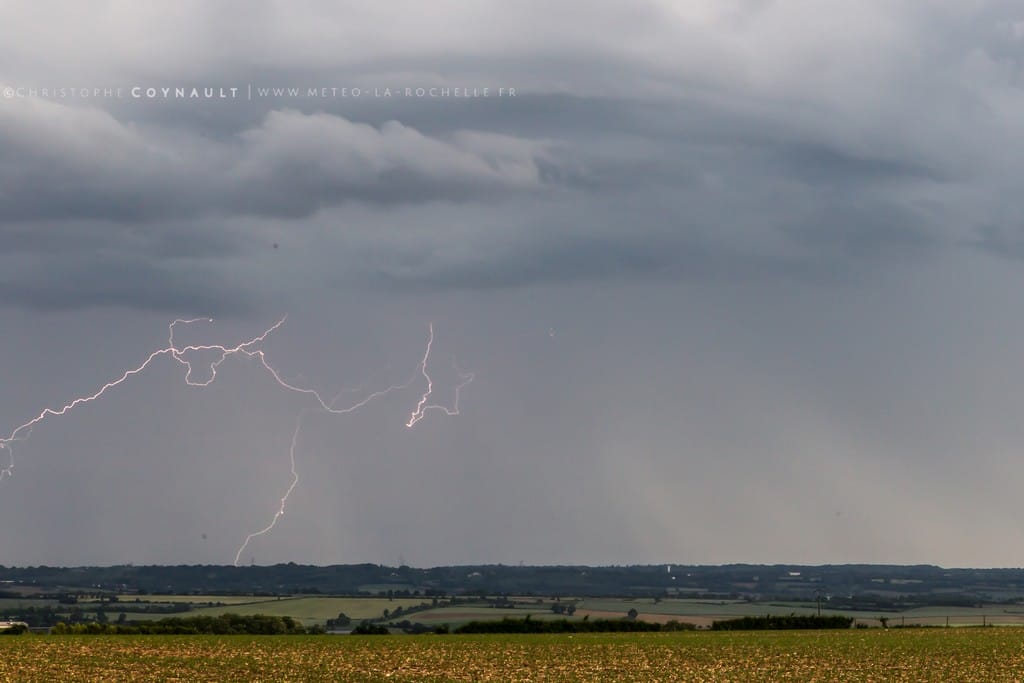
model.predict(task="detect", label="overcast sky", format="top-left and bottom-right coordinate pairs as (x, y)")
top-left (2, 1), bottom-right (1024, 568)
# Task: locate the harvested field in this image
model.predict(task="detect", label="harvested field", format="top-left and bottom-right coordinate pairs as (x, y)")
top-left (3, 628), bottom-right (1024, 681)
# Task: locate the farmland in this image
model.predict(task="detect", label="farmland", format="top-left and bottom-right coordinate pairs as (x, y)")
top-left (112, 595), bottom-right (279, 605)
top-left (9, 564), bottom-right (1024, 633)
top-left (9, 593), bottom-right (1024, 631)
top-left (573, 598), bottom-right (1024, 628)
top-left (3, 629), bottom-right (1024, 681)
top-left (379, 597), bottom-right (1024, 629)
top-left (3, 595), bottom-right (438, 628)
top-left (186, 596), bottom-right (429, 623)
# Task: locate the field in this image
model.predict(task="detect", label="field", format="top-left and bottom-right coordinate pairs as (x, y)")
top-left (574, 598), bottom-right (1024, 627)
top-left (117, 597), bottom-right (431, 625)
top-left (383, 605), bottom-right (566, 627)
top-left (3, 629), bottom-right (1024, 681)
top-left (113, 595), bottom-right (283, 605)
top-left (11, 594), bottom-right (1024, 630)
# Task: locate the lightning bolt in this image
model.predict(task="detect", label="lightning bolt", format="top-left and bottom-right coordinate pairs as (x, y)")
top-left (230, 383), bottom-right (404, 566)
top-left (233, 325), bottom-right (473, 565)
top-left (406, 323), bottom-right (475, 427)
top-left (233, 411), bottom-right (305, 567)
top-left (0, 316), bottom-right (289, 483)
top-left (0, 316), bottom-right (473, 564)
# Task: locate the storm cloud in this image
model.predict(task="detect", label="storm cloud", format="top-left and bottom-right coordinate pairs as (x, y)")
top-left (1, 1), bottom-right (1024, 567)
top-left (3, 1), bottom-right (1023, 311)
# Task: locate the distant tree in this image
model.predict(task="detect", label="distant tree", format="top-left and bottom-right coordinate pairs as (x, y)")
top-left (711, 615), bottom-right (853, 631)
top-left (52, 613), bottom-right (309, 635)
top-left (326, 612), bottom-right (351, 629)
top-left (627, 608), bottom-right (639, 621)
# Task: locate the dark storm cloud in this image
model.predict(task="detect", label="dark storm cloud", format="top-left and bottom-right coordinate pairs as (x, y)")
top-left (776, 142), bottom-right (944, 186)
top-left (0, 97), bottom-right (561, 310)
top-left (389, 236), bottom-right (823, 290)
top-left (783, 204), bottom-right (939, 262)
top-left (0, 2), bottom-right (1020, 313)
top-left (0, 254), bottom-right (249, 313)
top-left (378, 235), bottom-right (681, 290)
top-left (225, 113), bottom-right (553, 216)
top-left (0, 217), bottom-right (251, 312)
top-left (0, 101), bottom-right (554, 224)
top-left (0, 95), bottom-right (951, 312)
top-left (0, 220), bottom-right (242, 258)
top-left (8, 0), bottom-right (1024, 569)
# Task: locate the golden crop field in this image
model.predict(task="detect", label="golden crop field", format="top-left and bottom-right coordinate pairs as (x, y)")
top-left (3, 629), bottom-right (1024, 682)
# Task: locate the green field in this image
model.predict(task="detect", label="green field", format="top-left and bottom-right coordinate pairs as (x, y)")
top-left (7, 596), bottom-right (435, 627)
top-left (3, 629), bottom-right (1024, 681)
top-left (186, 596), bottom-right (432, 625)
top-left (0, 599), bottom-right (58, 610)
top-left (114, 594), bottom-right (283, 605)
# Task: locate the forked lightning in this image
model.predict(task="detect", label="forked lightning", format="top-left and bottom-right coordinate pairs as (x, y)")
top-left (0, 316), bottom-right (472, 563)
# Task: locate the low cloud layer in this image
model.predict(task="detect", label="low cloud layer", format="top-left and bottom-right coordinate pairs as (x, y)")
top-left (3, 2), bottom-right (1024, 311)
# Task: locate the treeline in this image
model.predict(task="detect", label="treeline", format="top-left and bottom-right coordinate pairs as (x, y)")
top-left (453, 617), bottom-right (695, 634)
top-left (710, 615), bottom-right (854, 630)
top-left (7, 563), bottom-right (1024, 602)
top-left (51, 614), bottom-right (321, 635)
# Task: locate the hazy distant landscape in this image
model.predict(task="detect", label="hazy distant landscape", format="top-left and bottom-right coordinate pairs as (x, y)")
top-left (6, 563), bottom-right (1024, 631)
